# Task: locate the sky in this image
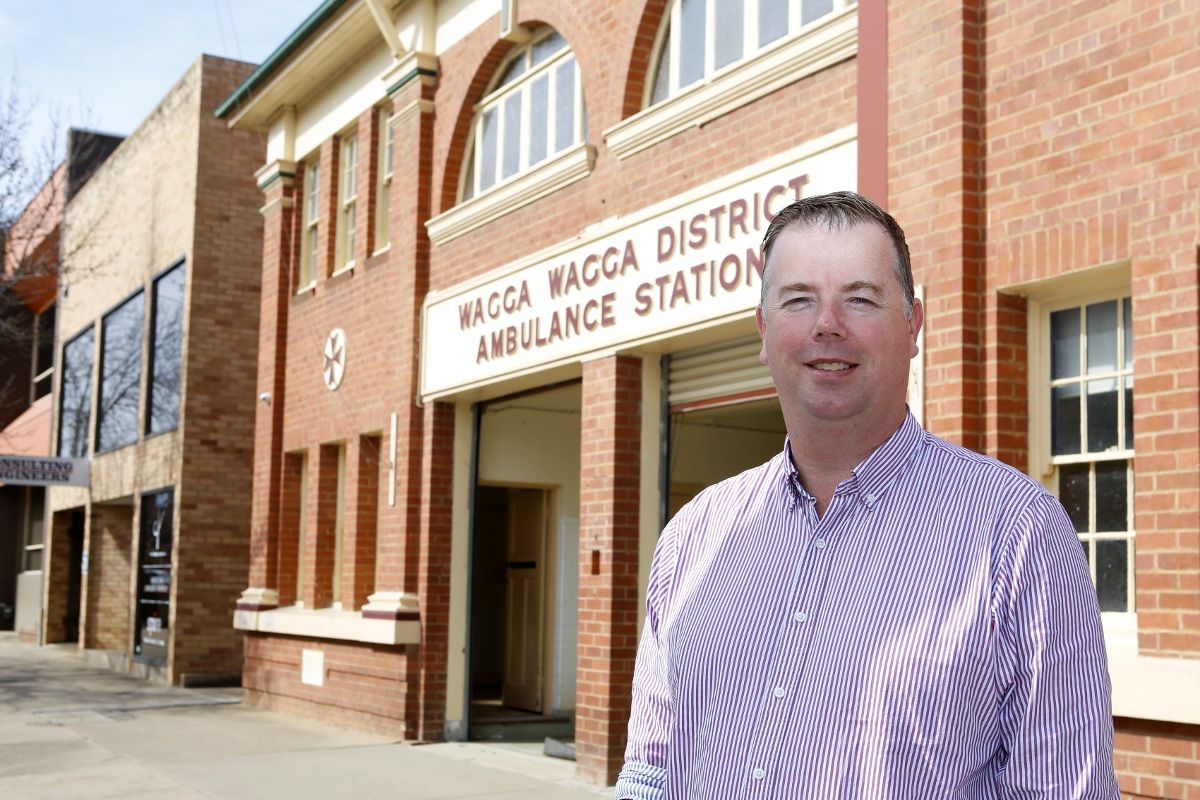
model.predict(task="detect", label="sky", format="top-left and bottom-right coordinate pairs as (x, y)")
top-left (1, 1), bottom-right (321, 197)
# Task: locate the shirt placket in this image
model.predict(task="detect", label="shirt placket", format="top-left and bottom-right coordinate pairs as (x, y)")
top-left (744, 489), bottom-right (845, 796)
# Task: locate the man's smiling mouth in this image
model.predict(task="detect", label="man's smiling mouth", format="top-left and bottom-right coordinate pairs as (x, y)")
top-left (809, 361), bottom-right (854, 372)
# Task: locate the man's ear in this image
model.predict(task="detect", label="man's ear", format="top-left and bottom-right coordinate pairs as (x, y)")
top-left (756, 305), bottom-right (768, 365)
top-left (908, 296), bottom-right (924, 359)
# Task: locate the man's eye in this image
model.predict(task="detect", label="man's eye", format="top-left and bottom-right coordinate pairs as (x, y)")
top-left (849, 296), bottom-right (876, 306)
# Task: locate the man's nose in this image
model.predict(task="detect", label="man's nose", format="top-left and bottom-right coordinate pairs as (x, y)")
top-left (812, 300), bottom-right (847, 338)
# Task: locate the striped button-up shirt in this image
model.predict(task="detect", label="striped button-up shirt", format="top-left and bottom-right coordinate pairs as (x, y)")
top-left (616, 412), bottom-right (1118, 799)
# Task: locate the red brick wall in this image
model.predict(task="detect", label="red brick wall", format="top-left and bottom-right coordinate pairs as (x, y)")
top-left (243, 633), bottom-right (413, 736)
top-left (980, 0), bottom-right (1200, 658)
top-left (576, 355), bottom-right (642, 785)
top-left (1115, 719), bottom-right (1200, 800)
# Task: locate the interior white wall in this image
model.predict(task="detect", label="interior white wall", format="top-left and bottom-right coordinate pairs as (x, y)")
top-left (669, 421), bottom-right (783, 488)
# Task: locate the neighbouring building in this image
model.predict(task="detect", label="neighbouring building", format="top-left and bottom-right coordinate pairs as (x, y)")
top-left (220, 0), bottom-right (1200, 792)
top-left (42, 55), bottom-right (265, 685)
top-left (0, 130), bottom-right (121, 640)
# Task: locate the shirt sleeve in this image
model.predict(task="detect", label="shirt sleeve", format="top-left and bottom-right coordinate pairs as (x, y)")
top-left (992, 493), bottom-right (1121, 799)
top-left (613, 517), bottom-right (680, 800)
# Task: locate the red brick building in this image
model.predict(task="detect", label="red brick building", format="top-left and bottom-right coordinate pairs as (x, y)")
top-left (221, 0), bottom-right (1200, 793)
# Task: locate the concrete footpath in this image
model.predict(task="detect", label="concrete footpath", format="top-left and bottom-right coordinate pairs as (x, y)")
top-left (0, 633), bottom-right (611, 799)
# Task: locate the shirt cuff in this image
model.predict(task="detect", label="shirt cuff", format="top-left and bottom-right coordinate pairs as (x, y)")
top-left (613, 761), bottom-right (666, 800)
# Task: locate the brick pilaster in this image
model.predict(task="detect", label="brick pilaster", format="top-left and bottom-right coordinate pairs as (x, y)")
top-left (245, 168), bottom-right (297, 609)
top-left (413, 400), bottom-right (454, 739)
top-left (342, 435), bottom-right (380, 610)
top-left (318, 136), bottom-right (340, 279)
top-left (889, 0), bottom-right (986, 449)
top-left (372, 75), bottom-right (435, 605)
top-left (575, 354), bottom-right (642, 786)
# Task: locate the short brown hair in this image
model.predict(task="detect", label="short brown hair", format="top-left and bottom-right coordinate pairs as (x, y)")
top-left (759, 191), bottom-right (915, 318)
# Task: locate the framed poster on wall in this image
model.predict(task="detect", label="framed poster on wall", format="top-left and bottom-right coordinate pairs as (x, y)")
top-left (134, 489), bottom-right (173, 663)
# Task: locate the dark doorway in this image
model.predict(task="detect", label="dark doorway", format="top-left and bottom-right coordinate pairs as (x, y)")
top-left (63, 510), bottom-right (84, 643)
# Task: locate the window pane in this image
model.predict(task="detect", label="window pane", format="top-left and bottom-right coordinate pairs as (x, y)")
top-left (1095, 539), bottom-right (1128, 612)
top-left (499, 54), bottom-right (526, 86)
top-left (532, 31), bottom-right (566, 64)
top-left (801, 0), bottom-right (835, 25)
top-left (651, 27), bottom-right (672, 104)
top-left (342, 137), bottom-right (357, 198)
top-left (1051, 383), bottom-right (1081, 455)
top-left (1122, 297), bottom-right (1132, 369)
top-left (1094, 460), bottom-right (1127, 532)
top-left (1086, 378), bottom-right (1118, 452)
top-left (528, 74), bottom-right (549, 165)
top-left (679, 0), bottom-right (706, 88)
top-left (1059, 463), bottom-right (1089, 532)
top-left (759, 0), bottom-right (789, 46)
top-left (148, 263), bottom-right (185, 435)
top-left (1124, 378), bottom-right (1133, 450)
top-left (36, 307), bottom-right (55, 376)
top-left (58, 330), bottom-right (92, 458)
top-left (554, 59), bottom-right (576, 152)
top-left (98, 292), bottom-right (144, 452)
top-left (480, 108), bottom-right (498, 191)
top-left (1086, 300), bottom-right (1117, 375)
top-left (383, 117), bottom-right (394, 175)
top-left (714, 0), bottom-right (744, 70)
top-left (27, 488), bottom-right (44, 547)
top-left (307, 163), bottom-right (319, 221)
top-left (1050, 307), bottom-right (1080, 379)
top-left (502, 92), bottom-right (522, 179)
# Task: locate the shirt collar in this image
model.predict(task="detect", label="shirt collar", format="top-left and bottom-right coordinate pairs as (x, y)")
top-left (780, 409), bottom-right (926, 508)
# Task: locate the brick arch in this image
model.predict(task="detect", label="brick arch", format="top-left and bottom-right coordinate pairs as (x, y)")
top-left (620, 0), bottom-right (669, 117)
top-left (434, 6), bottom-right (602, 216)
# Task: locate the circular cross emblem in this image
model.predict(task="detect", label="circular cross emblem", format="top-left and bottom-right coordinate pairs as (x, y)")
top-left (323, 328), bottom-right (346, 391)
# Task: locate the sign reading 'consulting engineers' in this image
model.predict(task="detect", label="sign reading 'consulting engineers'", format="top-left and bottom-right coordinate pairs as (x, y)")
top-left (0, 455), bottom-right (89, 488)
top-left (420, 130), bottom-right (857, 400)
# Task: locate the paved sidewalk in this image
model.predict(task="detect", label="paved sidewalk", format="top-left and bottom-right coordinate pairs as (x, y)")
top-left (0, 633), bottom-right (611, 799)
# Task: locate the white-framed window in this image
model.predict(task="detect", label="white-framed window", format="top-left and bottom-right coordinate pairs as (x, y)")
top-left (461, 28), bottom-right (585, 201)
top-left (22, 487), bottom-right (45, 572)
top-left (648, 0), bottom-right (849, 105)
top-left (374, 108), bottom-right (393, 252)
top-left (1044, 294), bottom-right (1134, 613)
top-left (337, 132), bottom-right (358, 271)
top-left (299, 159), bottom-right (319, 290)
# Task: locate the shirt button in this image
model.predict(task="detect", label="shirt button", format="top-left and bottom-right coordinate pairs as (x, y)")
top-left (773, 686), bottom-right (786, 699)
top-left (864, 493), bottom-right (876, 505)
top-left (752, 768), bottom-right (766, 780)
top-left (794, 610), bottom-right (807, 623)
top-left (813, 538), bottom-right (827, 550)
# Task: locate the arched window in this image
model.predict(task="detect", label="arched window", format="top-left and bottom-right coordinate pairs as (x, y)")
top-left (648, 0), bottom-right (850, 105)
top-left (461, 29), bottom-right (585, 201)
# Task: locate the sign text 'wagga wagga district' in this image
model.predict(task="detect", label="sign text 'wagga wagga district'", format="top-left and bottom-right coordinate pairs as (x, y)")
top-left (458, 174), bottom-right (809, 364)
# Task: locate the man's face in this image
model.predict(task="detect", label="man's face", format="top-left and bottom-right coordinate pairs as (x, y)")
top-left (756, 221), bottom-right (922, 431)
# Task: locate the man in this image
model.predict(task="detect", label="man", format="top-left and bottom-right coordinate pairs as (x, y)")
top-left (614, 192), bottom-right (1118, 799)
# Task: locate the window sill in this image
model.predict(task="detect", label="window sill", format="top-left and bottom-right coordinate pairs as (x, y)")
top-left (604, 7), bottom-right (858, 160)
top-left (426, 142), bottom-right (597, 246)
top-left (233, 604), bottom-right (420, 646)
top-left (331, 262), bottom-right (355, 278)
top-left (295, 281), bottom-right (316, 297)
top-left (1104, 615), bottom-right (1200, 725)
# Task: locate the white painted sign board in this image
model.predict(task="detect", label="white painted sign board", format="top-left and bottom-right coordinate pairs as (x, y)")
top-left (421, 129), bottom-right (857, 400)
top-left (0, 455), bottom-right (89, 487)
